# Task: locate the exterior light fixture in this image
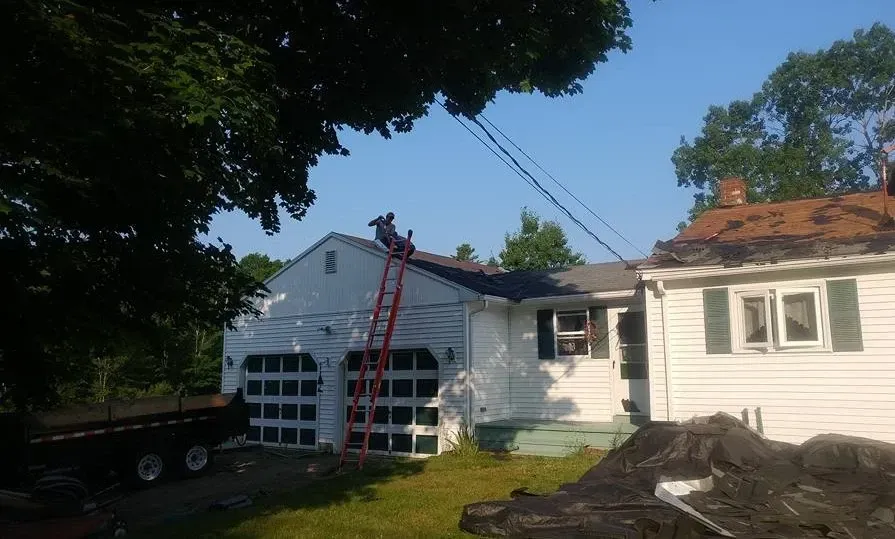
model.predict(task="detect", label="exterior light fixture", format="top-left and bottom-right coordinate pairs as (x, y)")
top-left (446, 347), bottom-right (456, 363)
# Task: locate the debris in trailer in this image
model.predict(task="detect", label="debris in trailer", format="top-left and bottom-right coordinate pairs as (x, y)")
top-left (458, 413), bottom-right (895, 538)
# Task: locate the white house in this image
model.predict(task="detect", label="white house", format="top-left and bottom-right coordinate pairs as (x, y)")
top-left (221, 232), bottom-right (649, 457)
top-left (636, 177), bottom-right (895, 445)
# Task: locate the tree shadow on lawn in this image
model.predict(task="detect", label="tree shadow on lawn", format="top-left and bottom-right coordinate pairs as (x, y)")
top-left (132, 456), bottom-right (427, 539)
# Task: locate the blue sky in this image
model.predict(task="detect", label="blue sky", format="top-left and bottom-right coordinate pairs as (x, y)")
top-left (207, 0), bottom-right (893, 265)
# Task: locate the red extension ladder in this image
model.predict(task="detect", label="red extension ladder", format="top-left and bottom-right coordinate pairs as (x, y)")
top-left (338, 230), bottom-right (413, 470)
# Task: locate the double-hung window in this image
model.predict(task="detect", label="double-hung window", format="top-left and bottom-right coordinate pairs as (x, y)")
top-left (555, 310), bottom-right (589, 356)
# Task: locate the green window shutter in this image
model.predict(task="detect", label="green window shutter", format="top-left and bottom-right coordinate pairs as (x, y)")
top-left (588, 306), bottom-right (610, 359)
top-left (703, 288), bottom-right (731, 354)
top-left (826, 279), bottom-right (863, 352)
top-left (536, 309), bottom-right (555, 360)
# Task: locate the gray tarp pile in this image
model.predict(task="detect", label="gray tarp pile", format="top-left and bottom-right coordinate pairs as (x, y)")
top-left (459, 413), bottom-right (895, 538)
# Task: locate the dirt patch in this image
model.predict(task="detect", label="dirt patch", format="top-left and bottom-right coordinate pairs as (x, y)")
top-left (113, 446), bottom-right (339, 530)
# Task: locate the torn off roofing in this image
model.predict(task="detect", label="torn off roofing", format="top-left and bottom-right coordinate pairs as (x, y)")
top-left (642, 191), bottom-right (895, 268)
top-left (335, 234), bottom-right (641, 300)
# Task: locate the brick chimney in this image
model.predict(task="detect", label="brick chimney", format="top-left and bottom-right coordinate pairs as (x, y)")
top-left (718, 176), bottom-right (747, 207)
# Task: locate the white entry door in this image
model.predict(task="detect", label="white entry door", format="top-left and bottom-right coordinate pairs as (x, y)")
top-left (611, 307), bottom-right (650, 417)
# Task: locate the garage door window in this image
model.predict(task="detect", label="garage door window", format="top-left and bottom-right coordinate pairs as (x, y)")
top-left (344, 348), bottom-right (440, 456)
top-left (244, 353), bottom-right (318, 449)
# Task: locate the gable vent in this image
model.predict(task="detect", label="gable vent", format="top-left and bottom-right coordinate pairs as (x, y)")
top-left (324, 250), bottom-right (337, 274)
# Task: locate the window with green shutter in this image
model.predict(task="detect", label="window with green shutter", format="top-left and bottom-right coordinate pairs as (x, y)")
top-left (711, 279), bottom-right (864, 354)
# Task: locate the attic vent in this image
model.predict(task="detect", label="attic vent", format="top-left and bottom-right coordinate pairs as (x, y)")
top-left (324, 250), bottom-right (337, 274)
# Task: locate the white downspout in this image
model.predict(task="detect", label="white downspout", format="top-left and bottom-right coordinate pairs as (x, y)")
top-left (655, 280), bottom-right (675, 421)
top-left (466, 299), bottom-right (488, 429)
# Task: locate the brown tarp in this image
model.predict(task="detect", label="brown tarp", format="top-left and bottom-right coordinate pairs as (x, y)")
top-left (459, 413), bottom-right (895, 538)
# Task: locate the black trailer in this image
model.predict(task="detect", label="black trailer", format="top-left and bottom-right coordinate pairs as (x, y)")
top-left (0, 389), bottom-right (250, 491)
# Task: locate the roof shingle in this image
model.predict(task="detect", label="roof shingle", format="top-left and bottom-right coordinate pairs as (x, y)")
top-left (335, 233), bottom-right (640, 299)
top-left (643, 191), bottom-right (895, 268)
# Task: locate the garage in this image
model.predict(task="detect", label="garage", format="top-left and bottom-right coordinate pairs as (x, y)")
top-left (343, 348), bottom-right (440, 456)
top-left (243, 353), bottom-right (320, 449)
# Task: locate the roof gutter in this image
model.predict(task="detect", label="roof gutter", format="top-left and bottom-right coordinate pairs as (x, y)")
top-left (515, 289), bottom-right (641, 306)
top-left (638, 251), bottom-right (895, 282)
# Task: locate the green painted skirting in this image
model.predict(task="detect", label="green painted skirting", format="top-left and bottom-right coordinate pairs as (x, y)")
top-left (475, 419), bottom-right (642, 457)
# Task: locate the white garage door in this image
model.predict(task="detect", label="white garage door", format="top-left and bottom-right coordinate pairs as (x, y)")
top-left (344, 348), bottom-right (440, 456)
top-left (244, 353), bottom-right (319, 449)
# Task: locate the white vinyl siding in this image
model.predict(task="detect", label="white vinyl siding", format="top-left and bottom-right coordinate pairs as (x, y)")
top-left (223, 303), bottom-right (466, 451)
top-left (471, 305), bottom-right (510, 423)
top-left (508, 304), bottom-right (620, 422)
top-left (649, 266), bottom-right (895, 445)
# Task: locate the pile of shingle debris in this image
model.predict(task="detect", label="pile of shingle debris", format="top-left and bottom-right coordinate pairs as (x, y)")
top-left (459, 413), bottom-right (895, 538)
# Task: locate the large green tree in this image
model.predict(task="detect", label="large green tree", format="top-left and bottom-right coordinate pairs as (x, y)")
top-left (0, 1), bottom-right (636, 409)
top-left (238, 253), bottom-right (288, 284)
top-left (673, 23), bottom-right (895, 222)
top-left (498, 208), bottom-right (586, 271)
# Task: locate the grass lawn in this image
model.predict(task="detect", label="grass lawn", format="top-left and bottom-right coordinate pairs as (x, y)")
top-left (131, 449), bottom-right (602, 539)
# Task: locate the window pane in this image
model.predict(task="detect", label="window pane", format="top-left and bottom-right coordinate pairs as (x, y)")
top-left (263, 403), bottom-right (279, 419)
top-left (391, 434), bottom-right (412, 453)
top-left (300, 380), bottom-right (317, 397)
top-left (557, 312), bottom-right (587, 333)
top-left (282, 380), bottom-right (299, 396)
top-left (299, 428), bottom-right (316, 446)
top-left (264, 357), bottom-right (281, 373)
top-left (301, 355), bottom-right (318, 372)
top-left (281, 427), bottom-right (298, 445)
top-left (621, 345), bottom-right (647, 364)
top-left (246, 380), bottom-right (262, 396)
top-left (378, 379), bottom-right (389, 398)
top-left (782, 292), bottom-right (819, 342)
top-left (248, 403), bottom-right (261, 418)
top-left (262, 426), bottom-right (279, 443)
top-left (617, 312), bottom-right (646, 345)
top-left (392, 379), bottom-right (413, 397)
top-left (283, 356), bottom-right (300, 372)
top-left (392, 352), bottom-right (414, 370)
top-left (246, 357), bottom-right (263, 373)
top-left (264, 380), bottom-right (280, 396)
top-left (742, 296), bottom-right (769, 344)
top-left (557, 337), bottom-right (588, 356)
top-left (246, 426), bottom-right (261, 442)
top-left (392, 406), bottom-right (413, 425)
top-left (281, 403), bottom-right (298, 420)
top-left (373, 406), bottom-right (389, 424)
top-left (300, 404), bottom-right (316, 421)
top-left (415, 350), bottom-right (438, 370)
top-left (416, 379), bottom-right (438, 398)
top-left (415, 435), bottom-right (439, 455)
top-left (416, 407), bottom-right (438, 426)
top-left (347, 406), bottom-right (367, 424)
top-left (347, 352), bottom-right (363, 372)
top-left (369, 433), bottom-right (389, 451)
top-left (620, 362), bottom-right (648, 380)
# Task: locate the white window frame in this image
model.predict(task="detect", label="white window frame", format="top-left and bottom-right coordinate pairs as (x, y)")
top-left (554, 309), bottom-right (590, 358)
top-left (774, 287), bottom-right (824, 348)
top-left (734, 291), bottom-right (773, 349)
top-left (729, 282), bottom-right (829, 353)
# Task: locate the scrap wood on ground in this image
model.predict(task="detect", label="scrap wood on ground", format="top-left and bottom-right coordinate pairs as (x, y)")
top-left (459, 413), bottom-right (895, 538)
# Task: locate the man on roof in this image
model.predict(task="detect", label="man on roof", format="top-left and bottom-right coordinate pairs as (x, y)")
top-left (368, 211), bottom-right (415, 258)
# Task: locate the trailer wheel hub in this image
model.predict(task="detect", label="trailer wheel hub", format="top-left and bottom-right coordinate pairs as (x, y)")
top-left (185, 445), bottom-right (208, 472)
top-left (137, 453), bottom-right (164, 481)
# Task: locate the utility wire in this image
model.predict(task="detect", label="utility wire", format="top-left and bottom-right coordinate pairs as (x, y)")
top-left (479, 114), bottom-right (648, 258)
top-left (436, 99), bottom-right (632, 267)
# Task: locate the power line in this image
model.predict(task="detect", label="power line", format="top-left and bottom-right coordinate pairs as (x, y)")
top-left (479, 114), bottom-right (648, 258)
top-left (436, 99), bottom-right (632, 267)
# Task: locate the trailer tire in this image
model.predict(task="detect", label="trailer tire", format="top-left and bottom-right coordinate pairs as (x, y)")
top-left (127, 449), bottom-right (167, 488)
top-left (179, 441), bottom-right (214, 478)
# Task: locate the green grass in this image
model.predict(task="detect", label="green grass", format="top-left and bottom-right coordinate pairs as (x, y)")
top-left (132, 450), bottom-right (602, 539)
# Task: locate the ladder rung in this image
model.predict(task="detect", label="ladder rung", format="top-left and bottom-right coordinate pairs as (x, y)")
top-left (345, 442), bottom-right (365, 448)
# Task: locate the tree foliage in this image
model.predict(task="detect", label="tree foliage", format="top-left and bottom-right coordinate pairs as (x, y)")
top-left (673, 23), bottom-right (895, 221)
top-left (498, 208), bottom-right (586, 271)
top-left (238, 253), bottom-right (287, 284)
top-left (453, 243), bottom-right (480, 263)
top-left (0, 1), bottom-right (636, 409)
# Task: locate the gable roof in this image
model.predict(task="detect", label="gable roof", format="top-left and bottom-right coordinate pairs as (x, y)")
top-left (642, 191), bottom-right (895, 269)
top-left (335, 233), bottom-right (641, 300)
